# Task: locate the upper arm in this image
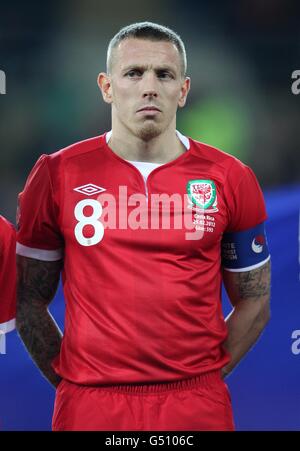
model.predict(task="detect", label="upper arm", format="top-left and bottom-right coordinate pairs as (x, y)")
top-left (222, 259), bottom-right (271, 309)
top-left (17, 154), bottom-right (64, 258)
top-left (16, 154), bottom-right (64, 312)
top-left (221, 160), bottom-right (271, 305)
top-left (16, 255), bottom-right (63, 309)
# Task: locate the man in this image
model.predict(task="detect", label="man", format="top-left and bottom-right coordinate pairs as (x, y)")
top-left (16, 22), bottom-right (271, 431)
top-left (0, 215), bottom-right (16, 354)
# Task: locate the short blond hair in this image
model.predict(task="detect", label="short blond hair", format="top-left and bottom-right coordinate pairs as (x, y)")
top-left (107, 21), bottom-right (187, 77)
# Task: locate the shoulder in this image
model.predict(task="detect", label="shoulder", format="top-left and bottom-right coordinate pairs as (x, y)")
top-left (189, 137), bottom-right (253, 183)
top-left (190, 138), bottom-right (246, 171)
top-left (46, 134), bottom-right (105, 166)
top-left (29, 134), bottom-right (107, 182)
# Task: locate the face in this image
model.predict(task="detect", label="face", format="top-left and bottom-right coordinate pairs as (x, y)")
top-left (98, 38), bottom-right (190, 141)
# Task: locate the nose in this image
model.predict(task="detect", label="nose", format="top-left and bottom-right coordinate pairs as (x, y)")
top-left (142, 72), bottom-right (158, 98)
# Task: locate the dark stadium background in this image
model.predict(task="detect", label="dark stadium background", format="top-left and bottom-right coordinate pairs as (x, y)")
top-left (0, 0), bottom-right (299, 431)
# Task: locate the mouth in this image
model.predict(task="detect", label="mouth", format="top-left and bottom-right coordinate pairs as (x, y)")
top-left (137, 106), bottom-right (161, 113)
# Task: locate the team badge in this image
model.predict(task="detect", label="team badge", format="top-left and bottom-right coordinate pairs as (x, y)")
top-left (187, 179), bottom-right (218, 213)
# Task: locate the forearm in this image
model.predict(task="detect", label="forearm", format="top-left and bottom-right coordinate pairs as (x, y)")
top-left (221, 260), bottom-right (271, 378)
top-left (16, 255), bottom-right (63, 388)
top-left (221, 300), bottom-right (270, 377)
top-left (17, 303), bottom-right (62, 387)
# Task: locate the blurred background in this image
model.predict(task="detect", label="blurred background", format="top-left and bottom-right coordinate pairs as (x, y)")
top-left (0, 0), bottom-right (299, 431)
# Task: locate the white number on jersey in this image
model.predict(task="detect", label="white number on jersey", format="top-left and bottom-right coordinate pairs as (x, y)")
top-left (74, 199), bottom-right (104, 246)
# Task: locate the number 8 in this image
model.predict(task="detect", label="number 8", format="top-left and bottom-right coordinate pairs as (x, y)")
top-left (74, 199), bottom-right (104, 246)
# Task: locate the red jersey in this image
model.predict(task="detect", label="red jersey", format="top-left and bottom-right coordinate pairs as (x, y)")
top-left (0, 216), bottom-right (16, 333)
top-left (16, 132), bottom-right (267, 385)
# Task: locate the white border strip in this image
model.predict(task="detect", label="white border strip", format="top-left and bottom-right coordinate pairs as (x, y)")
top-left (223, 255), bottom-right (271, 272)
top-left (16, 242), bottom-right (63, 261)
top-left (0, 318), bottom-right (16, 333)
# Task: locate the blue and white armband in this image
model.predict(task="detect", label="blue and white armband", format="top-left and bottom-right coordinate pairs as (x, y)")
top-left (221, 222), bottom-right (270, 272)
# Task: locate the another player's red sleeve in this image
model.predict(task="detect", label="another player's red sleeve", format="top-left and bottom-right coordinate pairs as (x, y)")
top-left (16, 155), bottom-right (64, 261)
top-left (224, 162), bottom-right (268, 232)
top-left (0, 217), bottom-right (16, 332)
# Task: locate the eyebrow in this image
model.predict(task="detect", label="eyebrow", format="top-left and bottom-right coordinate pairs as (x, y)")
top-left (121, 64), bottom-right (177, 74)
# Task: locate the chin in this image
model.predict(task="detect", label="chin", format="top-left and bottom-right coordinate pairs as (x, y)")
top-left (137, 123), bottom-right (163, 142)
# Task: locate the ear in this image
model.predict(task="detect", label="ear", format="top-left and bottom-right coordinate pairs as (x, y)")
top-left (97, 72), bottom-right (113, 104)
top-left (178, 77), bottom-right (191, 108)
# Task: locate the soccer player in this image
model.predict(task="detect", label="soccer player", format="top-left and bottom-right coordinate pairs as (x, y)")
top-left (16, 22), bottom-right (271, 431)
top-left (0, 215), bottom-right (16, 354)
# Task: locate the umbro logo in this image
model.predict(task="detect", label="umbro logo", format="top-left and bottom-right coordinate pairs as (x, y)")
top-left (73, 183), bottom-right (106, 196)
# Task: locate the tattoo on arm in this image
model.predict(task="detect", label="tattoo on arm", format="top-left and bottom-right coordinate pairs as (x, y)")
top-left (223, 260), bottom-right (271, 305)
top-left (236, 260), bottom-right (271, 300)
top-left (16, 255), bottom-right (63, 388)
top-left (222, 260), bottom-right (271, 377)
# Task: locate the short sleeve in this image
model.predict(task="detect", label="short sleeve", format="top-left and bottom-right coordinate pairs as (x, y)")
top-left (16, 155), bottom-right (64, 261)
top-left (224, 163), bottom-right (268, 232)
top-left (0, 217), bottom-right (16, 332)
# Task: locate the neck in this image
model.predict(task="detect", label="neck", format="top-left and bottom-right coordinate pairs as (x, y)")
top-left (107, 122), bottom-right (186, 164)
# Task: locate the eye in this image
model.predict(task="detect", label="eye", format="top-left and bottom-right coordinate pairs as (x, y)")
top-left (157, 71), bottom-right (174, 79)
top-left (125, 69), bottom-right (143, 78)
